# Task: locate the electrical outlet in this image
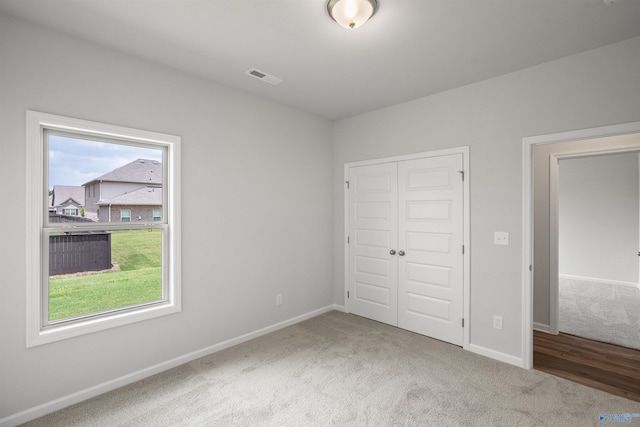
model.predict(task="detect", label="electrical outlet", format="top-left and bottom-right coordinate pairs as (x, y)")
top-left (494, 232), bottom-right (509, 245)
top-left (276, 294), bottom-right (283, 306)
top-left (493, 315), bottom-right (503, 330)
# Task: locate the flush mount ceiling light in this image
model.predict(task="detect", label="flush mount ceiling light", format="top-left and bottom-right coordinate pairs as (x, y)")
top-left (327, 0), bottom-right (378, 29)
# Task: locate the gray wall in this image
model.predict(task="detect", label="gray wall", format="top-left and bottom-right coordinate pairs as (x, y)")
top-left (0, 14), bottom-right (334, 419)
top-left (532, 134), bottom-right (640, 327)
top-left (559, 153), bottom-right (639, 283)
top-left (334, 36), bottom-right (640, 360)
top-left (3, 8), bottom-right (640, 423)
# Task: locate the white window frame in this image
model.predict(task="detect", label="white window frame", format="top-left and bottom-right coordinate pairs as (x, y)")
top-left (26, 111), bottom-right (182, 347)
top-left (120, 209), bottom-right (132, 222)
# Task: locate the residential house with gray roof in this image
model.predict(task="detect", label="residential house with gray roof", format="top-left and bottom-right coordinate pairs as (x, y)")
top-left (51, 185), bottom-right (85, 216)
top-left (83, 159), bottom-right (163, 223)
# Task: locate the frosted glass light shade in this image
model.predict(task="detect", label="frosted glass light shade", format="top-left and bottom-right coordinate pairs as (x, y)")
top-left (327, 0), bottom-right (378, 29)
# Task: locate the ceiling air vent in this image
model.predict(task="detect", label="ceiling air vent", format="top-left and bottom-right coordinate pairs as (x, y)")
top-left (245, 68), bottom-right (283, 85)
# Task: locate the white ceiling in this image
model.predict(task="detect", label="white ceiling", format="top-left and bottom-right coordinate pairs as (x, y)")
top-left (2, 0), bottom-right (639, 120)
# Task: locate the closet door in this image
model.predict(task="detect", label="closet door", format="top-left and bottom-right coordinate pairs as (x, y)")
top-left (397, 154), bottom-right (464, 346)
top-left (348, 162), bottom-right (398, 326)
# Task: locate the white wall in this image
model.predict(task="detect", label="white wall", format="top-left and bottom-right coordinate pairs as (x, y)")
top-left (334, 36), bottom-right (640, 361)
top-left (559, 153), bottom-right (639, 283)
top-left (0, 13), bottom-right (333, 421)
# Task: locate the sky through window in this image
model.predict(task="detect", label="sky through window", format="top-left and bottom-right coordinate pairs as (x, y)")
top-left (48, 135), bottom-right (162, 189)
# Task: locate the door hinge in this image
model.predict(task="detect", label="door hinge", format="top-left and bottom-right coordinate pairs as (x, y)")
top-left (458, 170), bottom-right (464, 181)
top-left (345, 180), bottom-right (350, 189)
top-left (462, 245), bottom-right (465, 254)
top-left (347, 291), bottom-right (350, 299)
top-left (462, 318), bottom-right (464, 327)
top-left (529, 264), bottom-right (533, 272)
top-left (347, 236), bottom-right (350, 244)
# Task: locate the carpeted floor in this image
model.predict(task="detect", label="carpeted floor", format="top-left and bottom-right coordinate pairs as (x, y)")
top-left (559, 277), bottom-right (640, 351)
top-left (23, 311), bottom-right (640, 426)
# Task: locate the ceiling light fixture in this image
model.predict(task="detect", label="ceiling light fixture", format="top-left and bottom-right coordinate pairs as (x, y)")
top-left (327, 0), bottom-right (378, 29)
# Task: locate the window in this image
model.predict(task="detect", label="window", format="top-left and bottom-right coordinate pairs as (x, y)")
top-left (26, 111), bottom-right (181, 347)
top-left (121, 209), bottom-right (131, 222)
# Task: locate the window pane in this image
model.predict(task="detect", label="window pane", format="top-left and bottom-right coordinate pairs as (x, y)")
top-left (48, 134), bottom-right (163, 225)
top-left (48, 229), bottom-right (163, 322)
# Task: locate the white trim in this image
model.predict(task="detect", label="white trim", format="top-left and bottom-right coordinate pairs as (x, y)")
top-left (533, 322), bottom-right (551, 333)
top-left (344, 163), bottom-right (350, 313)
top-left (548, 156), bottom-right (560, 335)
top-left (332, 304), bottom-right (347, 312)
top-left (523, 122), bottom-right (640, 146)
top-left (559, 274), bottom-right (640, 289)
top-left (346, 146), bottom-right (469, 168)
top-left (469, 344), bottom-right (523, 368)
top-left (0, 305), bottom-right (337, 427)
top-left (25, 110), bottom-right (182, 347)
top-left (521, 135), bottom-right (534, 369)
top-left (462, 149), bottom-right (471, 349)
top-left (522, 120), bottom-right (640, 370)
top-left (344, 146), bottom-right (471, 350)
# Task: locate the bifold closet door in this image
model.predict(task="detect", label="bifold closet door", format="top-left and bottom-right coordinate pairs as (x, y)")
top-left (397, 154), bottom-right (464, 346)
top-left (347, 162), bottom-right (398, 326)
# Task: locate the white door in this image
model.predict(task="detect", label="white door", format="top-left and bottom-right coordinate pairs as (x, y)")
top-left (348, 162), bottom-right (398, 326)
top-left (397, 154), bottom-right (464, 345)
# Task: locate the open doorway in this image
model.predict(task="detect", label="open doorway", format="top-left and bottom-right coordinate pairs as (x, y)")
top-left (556, 152), bottom-right (640, 350)
top-left (530, 131), bottom-right (640, 336)
top-left (526, 128), bottom-right (640, 400)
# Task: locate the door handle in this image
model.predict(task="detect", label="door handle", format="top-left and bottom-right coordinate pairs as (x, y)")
top-left (389, 249), bottom-right (396, 255)
top-left (398, 250), bottom-right (405, 256)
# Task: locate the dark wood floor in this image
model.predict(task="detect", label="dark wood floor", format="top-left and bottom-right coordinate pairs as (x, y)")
top-left (533, 330), bottom-right (640, 402)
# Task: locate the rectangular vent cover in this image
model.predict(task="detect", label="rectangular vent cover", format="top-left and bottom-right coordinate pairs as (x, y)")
top-left (245, 68), bottom-right (283, 85)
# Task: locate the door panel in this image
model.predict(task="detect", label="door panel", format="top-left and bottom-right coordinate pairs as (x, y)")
top-left (348, 163), bottom-right (398, 326)
top-left (398, 154), bottom-right (464, 345)
top-left (406, 201), bottom-right (452, 220)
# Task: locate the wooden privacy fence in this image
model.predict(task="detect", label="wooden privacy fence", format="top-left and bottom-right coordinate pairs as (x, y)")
top-left (49, 233), bottom-right (112, 276)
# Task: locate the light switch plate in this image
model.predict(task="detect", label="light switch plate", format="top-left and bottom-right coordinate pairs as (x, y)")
top-left (494, 232), bottom-right (509, 245)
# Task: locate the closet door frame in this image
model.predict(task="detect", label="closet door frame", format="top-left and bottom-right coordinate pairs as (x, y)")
top-left (344, 146), bottom-right (470, 350)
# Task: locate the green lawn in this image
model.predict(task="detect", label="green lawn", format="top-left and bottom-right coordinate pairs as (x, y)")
top-left (49, 229), bottom-right (162, 321)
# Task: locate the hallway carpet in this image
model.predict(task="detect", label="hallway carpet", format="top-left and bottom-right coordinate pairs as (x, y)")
top-left (560, 277), bottom-right (640, 350)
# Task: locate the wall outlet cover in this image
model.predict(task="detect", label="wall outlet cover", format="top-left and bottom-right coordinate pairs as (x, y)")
top-left (494, 231), bottom-right (509, 245)
top-left (493, 315), bottom-right (503, 330)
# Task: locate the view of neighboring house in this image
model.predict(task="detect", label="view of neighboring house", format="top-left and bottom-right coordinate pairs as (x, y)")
top-left (83, 158), bottom-right (163, 223)
top-left (50, 185), bottom-right (85, 216)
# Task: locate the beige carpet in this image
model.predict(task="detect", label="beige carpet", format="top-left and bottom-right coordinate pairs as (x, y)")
top-left (559, 277), bottom-right (640, 351)
top-left (23, 311), bottom-right (640, 426)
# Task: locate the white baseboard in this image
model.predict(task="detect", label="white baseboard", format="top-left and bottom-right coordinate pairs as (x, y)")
top-left (0, 305), bottom-right (337, 427)
top-left (560, 274), bottom-right (640, 289)
top-left (533, 322), bottom-right (551, 333)
top-left (469, 344), bottom-right (524, 368)
top-left (332, 303), bottom-right (346, 312)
